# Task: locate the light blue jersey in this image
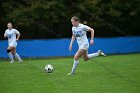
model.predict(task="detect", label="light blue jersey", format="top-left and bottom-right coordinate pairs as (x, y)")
top-left (4, 28), bottom-right (20, 47)
top-left (72, 23), bottom-right (90, 50)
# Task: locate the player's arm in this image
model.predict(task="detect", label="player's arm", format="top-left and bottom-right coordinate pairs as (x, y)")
top-left (69, 34), bottom-right (76, 51)
top-left (16, 34), bottom-right (20, 41)
top-left (15, 30), bottom-right (20, 41)
top-left (4, 31), bottom-right (7, 38)
top-left (87, 28), bottom-right (94, 45)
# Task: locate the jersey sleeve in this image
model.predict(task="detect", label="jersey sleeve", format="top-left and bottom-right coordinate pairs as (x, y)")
top-left (15, 29), bottom-right (20, 35)
top-left (82, 25), bottom-right (91, 32)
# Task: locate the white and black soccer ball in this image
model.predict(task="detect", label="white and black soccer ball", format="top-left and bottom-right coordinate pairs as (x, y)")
top-left (45, 64), bottom-right (53, 73)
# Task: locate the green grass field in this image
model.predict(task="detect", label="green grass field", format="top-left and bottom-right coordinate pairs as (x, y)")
top-left (0, 54), bottom-right (140, 93)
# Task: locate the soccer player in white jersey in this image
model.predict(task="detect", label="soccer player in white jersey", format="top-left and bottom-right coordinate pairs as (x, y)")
top-left (4, 22), bottom-right (23, 63)
top-left (68, 16), bottom-right (106, 75)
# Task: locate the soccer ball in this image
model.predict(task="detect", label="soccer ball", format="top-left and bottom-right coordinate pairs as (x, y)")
top-left (45, 64), bottom-right (53, 73)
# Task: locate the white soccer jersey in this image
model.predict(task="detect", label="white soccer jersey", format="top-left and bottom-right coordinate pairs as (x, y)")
top-left (72, 23), bottom-right (90, 50)
top-left (4, 28), bottom-right (20, 47)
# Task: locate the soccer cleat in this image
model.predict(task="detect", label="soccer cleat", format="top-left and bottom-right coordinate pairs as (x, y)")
top-left (67, 72), bottom-right (74, 76)
top-left (19, 60), bottom-right (23, 63)
top-left (10, 60), bottom-right (14, 63)
top-left (98, 50), bottom-right (107, 57)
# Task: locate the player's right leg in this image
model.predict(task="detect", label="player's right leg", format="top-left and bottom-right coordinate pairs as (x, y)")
top-left (7, 46), bottom-right (14, 63)
top-left (67, 49), bottom-right (83, 76)
top-left (83, 50), bottom-right (106, 61)
top-left (83, 50), bottom-right (89, 61)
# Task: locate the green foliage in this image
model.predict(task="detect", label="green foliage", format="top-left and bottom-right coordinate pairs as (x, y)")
top-left (0, 0), bottom-right (140, 39)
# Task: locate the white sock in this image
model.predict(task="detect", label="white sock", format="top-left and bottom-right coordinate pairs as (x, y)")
top-left (71, 60), bottom-right (79, 74)
top-left (14, 53), bottom-right (22, 62)
top-left (8, 52), bottom-right (14, 62)
top-left (88, 52), bottom-right (99, 59)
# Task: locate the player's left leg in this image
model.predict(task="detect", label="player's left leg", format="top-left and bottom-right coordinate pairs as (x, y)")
top-left (11, 47), bottom-right (23, 62)
top-left (67, 49), bottom-right (84, 75)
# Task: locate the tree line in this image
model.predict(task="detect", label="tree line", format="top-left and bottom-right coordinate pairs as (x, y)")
top-left (0, 0), bottom-right (140, 39)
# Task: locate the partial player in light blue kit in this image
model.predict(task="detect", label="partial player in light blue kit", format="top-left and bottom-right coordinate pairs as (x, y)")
top-left (68, 16), bottom-right (106, 75)
top-left (4, 22), bottom-right (23, 63)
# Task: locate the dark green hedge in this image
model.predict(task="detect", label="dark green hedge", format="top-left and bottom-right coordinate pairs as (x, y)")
top-left (0, 0), bottom-right (140, 39)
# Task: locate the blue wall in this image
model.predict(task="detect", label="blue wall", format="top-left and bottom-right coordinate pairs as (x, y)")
top-left (0, 37), bottom-right (140, 58)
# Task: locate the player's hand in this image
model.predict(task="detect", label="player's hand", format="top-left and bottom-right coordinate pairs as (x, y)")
top-left (90, 40), bottom-right (94, 45)
top-left (69, 45), bottom-right (72, 51)
top-left (4, 35), bottom-right (7, 38)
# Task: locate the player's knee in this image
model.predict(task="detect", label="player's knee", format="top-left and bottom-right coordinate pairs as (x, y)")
top-left (74, 56), bottom-right (79, 60)
top-left (84, 59), bottom-right (88, 61)
top-left (12, 52), bottom-right (16, 55)
top-left (7, 49), bottom-right (11, 53)
top-left (84, 57), bottom-right (89, 61)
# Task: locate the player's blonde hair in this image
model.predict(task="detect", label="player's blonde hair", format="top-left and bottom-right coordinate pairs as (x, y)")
top-left (7, 22), bottom-right (12, 25)
top-left (71, 16), bottom-right (80, 22)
